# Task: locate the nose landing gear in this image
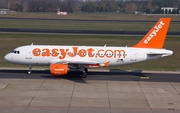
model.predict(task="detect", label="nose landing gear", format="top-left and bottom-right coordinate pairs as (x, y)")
top-left (27, 65), bottom-right (32, 75)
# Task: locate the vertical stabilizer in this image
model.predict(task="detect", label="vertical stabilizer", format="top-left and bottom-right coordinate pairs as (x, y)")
top-left (133, 18), bottom-right (171, 49)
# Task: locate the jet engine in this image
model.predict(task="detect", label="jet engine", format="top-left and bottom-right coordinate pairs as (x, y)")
top-left (50, 64), bottom-right (68, 76)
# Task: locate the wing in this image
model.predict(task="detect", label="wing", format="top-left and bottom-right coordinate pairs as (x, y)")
top-left (49, 59), bottom-right (110, 67)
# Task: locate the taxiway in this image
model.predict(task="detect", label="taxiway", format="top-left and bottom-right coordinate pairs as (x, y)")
top-left (0, 68), bottom-right (180, 113)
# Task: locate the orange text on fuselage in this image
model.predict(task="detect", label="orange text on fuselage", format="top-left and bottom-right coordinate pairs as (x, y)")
top-left (32, 47), bottom-right (126, 59)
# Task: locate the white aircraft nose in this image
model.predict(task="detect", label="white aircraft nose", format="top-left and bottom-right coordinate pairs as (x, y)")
top-left (4, 54), bottom-right (13, 62)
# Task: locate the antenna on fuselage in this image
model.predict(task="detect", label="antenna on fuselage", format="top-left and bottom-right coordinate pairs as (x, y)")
top-left (31, 43), bottom-right (33, 46)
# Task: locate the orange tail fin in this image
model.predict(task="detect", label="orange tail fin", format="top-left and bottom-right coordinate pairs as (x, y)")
top-left (133, 18), bottom-right (171, 49)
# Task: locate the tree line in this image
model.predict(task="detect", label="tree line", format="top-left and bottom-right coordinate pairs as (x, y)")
top-left (0, 0), bottom-right (180, 14)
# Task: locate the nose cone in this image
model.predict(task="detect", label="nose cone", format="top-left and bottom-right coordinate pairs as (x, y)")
top-left (4, 53), bottom-right (12, 62)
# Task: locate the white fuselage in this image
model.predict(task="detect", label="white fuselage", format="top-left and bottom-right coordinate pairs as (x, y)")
top-left (4, 45), bottom-right (173, 67)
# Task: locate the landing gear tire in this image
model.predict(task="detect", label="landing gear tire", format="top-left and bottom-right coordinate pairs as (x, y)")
top-left (27, 70), bottom-right (31, 75)
top-left (27, 65), bottom-right (32, 75)
top-left (80, 72), bottom-right (87, 78)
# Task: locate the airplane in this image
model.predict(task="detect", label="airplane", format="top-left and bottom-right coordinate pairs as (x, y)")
top-left (4, 18), bottom-right (173, 78)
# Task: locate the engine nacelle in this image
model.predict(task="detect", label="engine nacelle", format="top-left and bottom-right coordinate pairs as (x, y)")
top-left (50, 64), bottom-right (68, 76)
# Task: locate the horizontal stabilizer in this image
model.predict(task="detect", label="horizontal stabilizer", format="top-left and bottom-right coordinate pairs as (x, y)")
top-left (147, 50), bottom-right (173, 57)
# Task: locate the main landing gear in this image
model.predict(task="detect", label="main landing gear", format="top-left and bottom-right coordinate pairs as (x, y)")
top-left (27, 65), bottom-right (32, 75)
top-left (80, 68), bottom-right (88, 78)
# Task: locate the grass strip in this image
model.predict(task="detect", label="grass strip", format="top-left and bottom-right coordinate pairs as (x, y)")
top-left (0, 19), bottom-right (179, 31)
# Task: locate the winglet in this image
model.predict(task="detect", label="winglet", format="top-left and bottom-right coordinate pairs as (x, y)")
top-left (104, 61), bottom-right (110, 67)
top-left (133, 18), bottom-right (171, 49)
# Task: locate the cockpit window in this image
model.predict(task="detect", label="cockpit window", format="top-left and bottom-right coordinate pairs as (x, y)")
top-left (11, 50), bottom-right (15, 53)
top-left (11, 50), bottom-right (20, 54)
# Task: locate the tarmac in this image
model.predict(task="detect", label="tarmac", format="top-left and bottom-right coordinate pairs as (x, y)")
top-left (0, 68), bottom-right (180, 113)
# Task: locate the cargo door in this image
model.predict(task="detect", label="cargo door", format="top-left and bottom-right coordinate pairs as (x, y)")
top-left (131, 50), bottom-right (137, 61)
top-left (26, 47), bottom-right (32, 59)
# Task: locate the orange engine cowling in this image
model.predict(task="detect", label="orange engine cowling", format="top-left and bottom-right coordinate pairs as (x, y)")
top-left (50, 64), bottom-right (68, 76)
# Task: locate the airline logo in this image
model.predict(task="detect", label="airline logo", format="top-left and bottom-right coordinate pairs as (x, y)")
top-left (54, 68), bottom-right (65, 71)
top-left (144, 21), bottom-right (165, 44)
top-left (32, 47), bottom-right (126, 59)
